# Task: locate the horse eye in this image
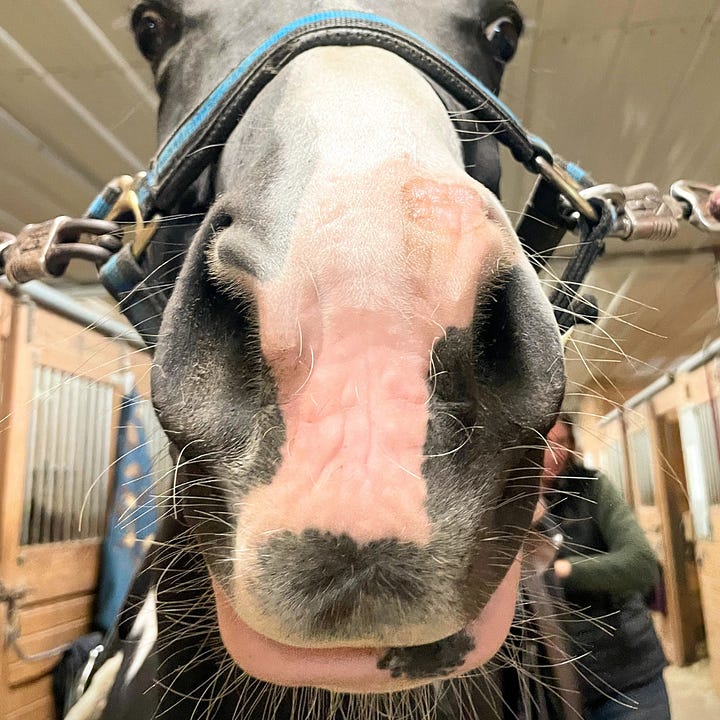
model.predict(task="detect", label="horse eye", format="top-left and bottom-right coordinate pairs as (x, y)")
top-left (484, 17), bottom-right (520, 64)
top-left (132, 7), bottom-right (172, 63)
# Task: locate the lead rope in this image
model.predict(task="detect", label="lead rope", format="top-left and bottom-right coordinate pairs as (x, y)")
top-left (550, 200), bottom-right (614, 333)
top-left (1, 582), bottom-right (73, 662)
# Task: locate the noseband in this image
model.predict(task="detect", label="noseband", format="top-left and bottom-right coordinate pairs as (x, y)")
top-left (1, 11), bottom-right (718, 346)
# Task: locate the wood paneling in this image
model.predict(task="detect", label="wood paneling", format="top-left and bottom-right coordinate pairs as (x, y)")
top-left (30, 302), bottom-right (128, 383)
top-left (0, 298), bottom-right (35, 581)
top-left (648, 409), bottom-right (705, 665)
top-left (7, 695), bottom-right (55, 720)
top-left (697, 519), bottom-right (720, 694)
top-left (5, 675), bottom-right (54, 716)
top-left (13, 541), bottom-right (101, 606)
top-left (636, 505), bottom-right (663, 538)
top-left (0, 289), bottom-right (154, 717)
top-left (15, 594), bottom-right (94, 637)
top-left (7, 609), bottom-right (91, 686)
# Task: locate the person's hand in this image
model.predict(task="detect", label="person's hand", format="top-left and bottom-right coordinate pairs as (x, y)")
top-left (531, 497), bottom-right (547, 525)
top-left (553, 558), bottom-right (573, 578)
top-left (709, 186), bottom-right (720, 221)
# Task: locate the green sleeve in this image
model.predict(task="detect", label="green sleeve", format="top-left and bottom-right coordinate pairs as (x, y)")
top-left (560, 474), bottom-right (660, 598)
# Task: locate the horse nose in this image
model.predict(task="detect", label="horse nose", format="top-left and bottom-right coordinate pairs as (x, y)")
top-left (201, 154), bottom-right (562, 644)
top-left (209, 172), bottom-right (518, 370)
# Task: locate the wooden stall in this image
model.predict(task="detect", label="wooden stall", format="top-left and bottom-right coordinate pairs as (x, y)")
top-left (581, 409), bottom-right (634, 504)
top-left (643, 395), bottom-right (705, 668)
top-left (659, 357), bottom-right (720, 692)
top-left (580, 346), bottom-right (720, 691)
top-left (0, 287), bottom-right (156, 720)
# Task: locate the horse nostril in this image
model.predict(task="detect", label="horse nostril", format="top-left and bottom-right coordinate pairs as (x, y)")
top-left (472, 270), bottom-right (517, 384)
top-left (470, 263), bottom-right (560, 398)
top-left (206, 211), bottom-right (264, 284)
top-left (210, 212), bottom-right (234, 235)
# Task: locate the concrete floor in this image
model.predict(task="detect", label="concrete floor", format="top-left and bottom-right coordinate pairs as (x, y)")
top-left (665, 660), bottom-right (720, 720)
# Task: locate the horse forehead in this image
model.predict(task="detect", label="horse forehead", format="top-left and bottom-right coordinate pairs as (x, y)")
top-left (176, 0), bottom-right (496, 50)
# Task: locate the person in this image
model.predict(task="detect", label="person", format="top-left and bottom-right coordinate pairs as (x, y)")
top-left (541, 415), bottom-right (670, 720)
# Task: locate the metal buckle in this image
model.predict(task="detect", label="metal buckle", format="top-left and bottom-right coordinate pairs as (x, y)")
top-left (535, 156), bottom-right (599, 222)
top-left (104, 173), bottom-right (159, 258)
top-left (670, 180), bottom-right (720, 234)
top-left (75, 643), bottom-right (105, 699)
top-left (581, 183), bottom-right (683, 242)
top-left (2, 217), bottom-right (120, 284)
top-left (4, 216), bottom-right (74, 284)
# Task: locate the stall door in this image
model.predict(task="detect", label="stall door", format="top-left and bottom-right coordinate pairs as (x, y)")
top-left (594, 413), bottom-right (634, 504)
top-left (621, 404), bottom-right (704, 667)
top-left (651, 406), bottom-right (705, 666)
top-left (0, 293), bottom-right (129, 720)
top-left (678, 394), bottom-right (720, 691)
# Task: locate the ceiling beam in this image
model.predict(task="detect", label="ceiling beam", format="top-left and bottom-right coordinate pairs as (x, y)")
top-left (0, 26), bottom-right (143, 174)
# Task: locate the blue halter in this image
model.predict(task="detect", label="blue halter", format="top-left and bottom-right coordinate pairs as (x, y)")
top-left (85, 10), bottom-right (594, 224)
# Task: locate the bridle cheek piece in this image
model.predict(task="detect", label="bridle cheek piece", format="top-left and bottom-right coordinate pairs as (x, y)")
top-left (1, 11), bottom-right (718, 347)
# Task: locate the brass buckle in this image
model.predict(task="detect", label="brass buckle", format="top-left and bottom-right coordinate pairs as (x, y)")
top-left (535, 156), bottom-right (599, 222)
top-left (104, 173), bottom-right (159, 258)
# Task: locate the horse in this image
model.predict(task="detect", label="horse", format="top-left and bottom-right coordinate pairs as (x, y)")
top-left (91, 1), bottom-right (568, 718)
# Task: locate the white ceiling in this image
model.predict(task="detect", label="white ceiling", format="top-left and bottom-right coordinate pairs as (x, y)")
top-left (1, 0), bottom-right (719, 394)
top-left (503, 0), bottom-right (720, 395)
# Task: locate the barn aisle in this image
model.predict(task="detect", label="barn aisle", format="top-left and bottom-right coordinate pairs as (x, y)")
top-left (665, 661), bottom-right (720, 719)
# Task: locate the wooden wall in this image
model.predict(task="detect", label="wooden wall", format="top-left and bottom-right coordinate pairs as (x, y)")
top-left (579, 365), bottom-right (720, 690)
top-left (698, 507), bottom-right (720, 694)
top-left (0, 289), bottom-right (152, 720)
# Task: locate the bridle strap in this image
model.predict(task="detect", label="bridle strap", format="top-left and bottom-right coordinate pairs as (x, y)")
top-left (76, 11), bottom-right (605, 343)
top-left (100, 245), bottom-right (166, 348)
top-left (84, 11), bottom-right (586, 225)
top-left (550, 200), bottom-right (612, 333)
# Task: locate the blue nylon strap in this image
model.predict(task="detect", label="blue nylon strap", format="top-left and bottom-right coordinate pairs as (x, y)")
top-left (147, 11), bottom-right (526, 183)
top-left (85, 10), bottom-right (582, 222)
top-left (86, 181), bottom-right (123, 220)
top-left (99, 246), bottom-right (165, 348)
top-left (86, 196), bottom-right (112, 219)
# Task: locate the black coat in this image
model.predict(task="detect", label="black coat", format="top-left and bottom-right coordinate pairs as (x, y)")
top-left (545, 464), bottom-right (667, 709)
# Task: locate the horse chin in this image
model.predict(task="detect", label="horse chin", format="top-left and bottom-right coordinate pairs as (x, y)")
top-left (210, 558), bottom-right (520, 694)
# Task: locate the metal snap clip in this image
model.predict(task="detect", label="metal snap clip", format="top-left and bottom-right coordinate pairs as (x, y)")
top-left (670, 180), bottom-right (720, 234)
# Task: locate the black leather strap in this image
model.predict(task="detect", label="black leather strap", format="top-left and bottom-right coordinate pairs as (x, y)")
top-left (550, 200), bottom-right (612, 332)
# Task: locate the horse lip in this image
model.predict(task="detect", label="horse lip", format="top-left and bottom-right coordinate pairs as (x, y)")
top-left (211, 576), bottom-right (437, 651)
top-left (209, 557), bottom-right (521, 693)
